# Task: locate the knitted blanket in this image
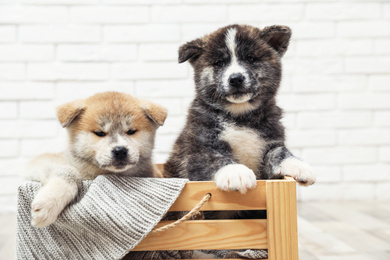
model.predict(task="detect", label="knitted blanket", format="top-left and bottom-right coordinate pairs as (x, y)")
top-left (16, 175), bottom-right (188, 260)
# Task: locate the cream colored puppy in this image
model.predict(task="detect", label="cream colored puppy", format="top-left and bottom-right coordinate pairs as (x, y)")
top-left (24, 92), bottom-right (167, 228)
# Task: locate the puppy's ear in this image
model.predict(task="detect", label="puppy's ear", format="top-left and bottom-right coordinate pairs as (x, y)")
top-left (141, 100), bottom-right (168, 127)
top-left (178, 38), bottom-right (204, 63)
top-left (260, 25), bottom-right (291, 57)
top-left (56, 100), bottom-right (85, 128)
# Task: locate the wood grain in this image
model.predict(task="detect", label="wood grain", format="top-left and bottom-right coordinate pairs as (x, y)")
top-left (133, 219), bottom-right (268, 251)
top-left (266, 179), bottom-right (299, 260)
top-left (168, 180), bottom-right (267, 211)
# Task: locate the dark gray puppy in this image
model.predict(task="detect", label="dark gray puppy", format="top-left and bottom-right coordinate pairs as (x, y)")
top-left (165, 24), bottom-right (315, 201)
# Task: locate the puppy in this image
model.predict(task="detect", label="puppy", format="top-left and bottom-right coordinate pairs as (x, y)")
top-left (24, 92), bottom-right (167, 228)
top-left (165, 24), bottom-right (316, 207)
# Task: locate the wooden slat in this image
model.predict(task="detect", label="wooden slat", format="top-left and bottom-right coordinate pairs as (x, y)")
top-left (133, 219), bottom-right (268, 251)
top-left (266, 178), bottom-right (299, 260)
top-left (168, 180), bottom-right (267, 211)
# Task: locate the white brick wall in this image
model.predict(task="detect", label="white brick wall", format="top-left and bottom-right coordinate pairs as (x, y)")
top-left (0, 0), bottom-right (389, 212)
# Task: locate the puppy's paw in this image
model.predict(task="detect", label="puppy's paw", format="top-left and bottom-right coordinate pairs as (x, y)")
top-left (31, 197), bottom-right (63, 228)
top-left (275, 157), bottom-right (316, 186)
top-left (214, 164), bottom-right (257, 194)
top-left (193, 250), bottom-right (216, 259)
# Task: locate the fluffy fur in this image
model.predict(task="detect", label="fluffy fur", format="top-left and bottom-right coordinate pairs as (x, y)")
top-left (24, 92), bottom-right (167, 228)
top-left (165, 24), bottom-right (315, 206)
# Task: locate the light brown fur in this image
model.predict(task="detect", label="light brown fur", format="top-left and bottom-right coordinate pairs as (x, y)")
top-left (24, 92), bottom-right (167, 228)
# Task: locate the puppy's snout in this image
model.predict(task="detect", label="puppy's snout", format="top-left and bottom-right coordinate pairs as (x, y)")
top-left (112, 146), bottom-right (128, 160)
top-left (229, 73), bottom-right (245, 88)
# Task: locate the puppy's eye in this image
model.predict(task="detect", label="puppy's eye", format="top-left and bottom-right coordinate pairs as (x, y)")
top-left (94, 131), bottom-right (106, 137)
top-left (127, 129), bottom-right (137, 135)
top-left (246, 56), bottom-right (256, 63)
top-left (214, 60), bottom-right (224, 68)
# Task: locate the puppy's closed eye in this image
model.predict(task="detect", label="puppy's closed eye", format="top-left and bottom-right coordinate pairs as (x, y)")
top-left (94, 131), bottom-right (106, 137)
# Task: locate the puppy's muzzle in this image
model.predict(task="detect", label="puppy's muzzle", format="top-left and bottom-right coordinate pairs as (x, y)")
top-left (112, 146), bottom-right (128, 161)
top-left (229, 73), bottom-right (245, 88)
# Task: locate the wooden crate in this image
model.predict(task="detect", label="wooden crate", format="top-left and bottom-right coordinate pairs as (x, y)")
top-left (133, 177), bottom-right (299, 260)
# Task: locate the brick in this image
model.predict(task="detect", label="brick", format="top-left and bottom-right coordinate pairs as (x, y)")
top-left (313, 165), bottom-right (342, 183)
top-left (21, 138), bottom-right (66, 157)
top-left (0, 196), bottom-right (17, 213)
top-left (0, 120), bottom-right (59, 138)
top-left (0, 45), bottom-right (53, 61)
top-left (28, 63), bottom-right (109, 80)
top-left (0, 64), bottom-right (25, 81)
top-left (0, 102), bottom-right (18, 119)
top-left (103, 0), bottom-right (180, 3)
top-left (277, 94), bottom-right (336, 112)
top-left (157, 115), bottom-right (186, 135)
top-left (140, 97), bottom-right (183, 116)
top-left (375, 182), bottom-right (390, 200)
top-left (306, 3), bottom-right (381, 20)
top-left (0, 176), bottom-right (23, 196)
top-left (346, 57), bottom-right (390, 74)
top-left (56, 82), bottom-right (136, 101)
top-left (296, 39), bottom-right (372, 57)
top-left (105, 25), bottom-right (180, 43)
top-left (0, 158), bottom-right (29, 177)
top-left (299, 184), bottom-right (343, 201)
top-left (283, 58), bottom-right (343, 75)
top-left (369, 75), bottom-right (390, 92)
top-left (57, 44), bottom-right (137, 61)
top-left (181, 23), bottom-right (227, 41)
top-left (0, 82), bottom-right (54, 100)
top-left (139, 43), bottom-right (179, 61)
top-left (136, 79), bottom-right (194, 98)
top-left (155, 133), bottom-right (177, 153)
top-left (374, 39), bottom-right (390, 54)
top-left (20, 25), bottom-right (101, 43)
top-left (70, 6), bottom-right (148, 23)
top-left (228, 4), bottom-right (304, 22)
top-left (291, 75), bottom-right (367, 93)
top-left (0, 26), bottom-right (16, 42)
top-left (0, 140), bottom-right (19, 158)
top-left (21, 0), bottom-right (98, 4)
top-left (20, 101), bottom-right (56, 119)
top-left (184, 0), bottom-right (262, 2)
top-left (297, 112), bottom-right (372, 129)
top-left (286, 130), bottom-right (336, 148)
top-left (339, 129), bottom-right (390, 145)
top-left (299, 183), bottom-right (376, 201)
top-left (338, 94), bottom-right (390, 109)
top-left (280, 113), bottom-right (296, 130)
top-left (338, 22), bottom-right (390, 37)
top-left (343, 165), bottom-right (390, 182)
top-left (379, 147), bottom-right (390, 163)
top-left (302, 147), bottom-right (376, 164)
top-left (374, 111), bottom-right (390, 127)
top-left (385, 3), bottom-right (390, 18)
top-left (112, 62), bottom-right (187, 80)
top-left (152, 5), bottom-right (227, 22)
top-left (289, 22), bottom-right (335, 39)
top-left (0, 6), bottom-right (67, 23)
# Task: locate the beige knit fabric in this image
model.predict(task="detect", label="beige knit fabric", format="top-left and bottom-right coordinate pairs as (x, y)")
top-left (16, 176), bottom-right (188, 260)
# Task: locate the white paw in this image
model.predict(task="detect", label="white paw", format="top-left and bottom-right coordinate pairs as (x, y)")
top-left (214, 164), bottom-right (257, 194)
top-left (31, 196), bottom-right (63, 228)
top-left (276, 157), bottom-right (316, 186)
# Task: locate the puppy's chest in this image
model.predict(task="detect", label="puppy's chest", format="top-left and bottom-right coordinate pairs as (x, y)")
top-left (219, 123), bottom-right (266, 175)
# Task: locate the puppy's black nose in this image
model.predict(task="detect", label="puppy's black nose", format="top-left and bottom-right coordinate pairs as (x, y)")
top-left (112, 146), bottom-right (128, 160)
top-left (229, 73), bottom-right (245, 87)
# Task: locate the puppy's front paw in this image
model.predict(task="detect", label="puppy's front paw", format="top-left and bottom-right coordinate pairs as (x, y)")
top-left (276, 157), bottom-right (316, 186)
top-left (31, 197), bottom-right (63, 228)
top-left (214, 164), bottom-right (257, 194)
